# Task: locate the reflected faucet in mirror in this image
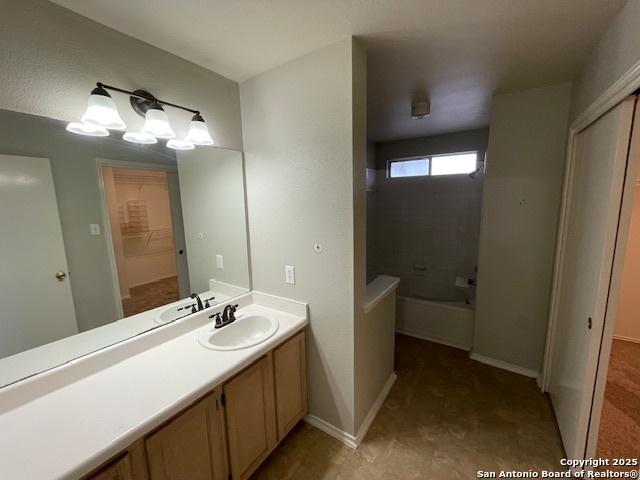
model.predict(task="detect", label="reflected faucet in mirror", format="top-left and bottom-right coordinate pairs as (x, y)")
top-left (0, 106), bottom-right (251, 388)
top-left (188, 293), bottom-right (215, 313)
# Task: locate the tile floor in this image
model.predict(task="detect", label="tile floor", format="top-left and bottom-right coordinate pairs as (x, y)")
top-left (253, 334), bottom-right (566, 479)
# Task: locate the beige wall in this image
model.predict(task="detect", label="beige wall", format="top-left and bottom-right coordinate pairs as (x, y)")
top-left (0, 0), bottom-right (242, 150)
top-left (614, 184), bottom-right (640, 342)
top-left (474, 83), bottom-right (571, 373)
top-left (102, 166), bottom-right (130, 298)
top-left (241, 39), bottom-right (360, 434)
top-left (571, 0), bottom-right (640, 121)
top-left (112, 170), bottom-right (177, 288)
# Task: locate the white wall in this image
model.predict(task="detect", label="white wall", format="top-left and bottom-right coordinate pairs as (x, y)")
top-left (571, 0), bottom-right (640, 121)
top-left (474, 83), bottom-right (571, 373)
top-left (351, 41), bottom-right (379, 432)
top-left (241, 39), bottom-right (360, 435)
top-left (614, 183), bottom-right (640, 342)
top-left (177, 148), bottom-right (250, 294)
top-left (0, 0), bottom-right (243, 331)
top-left (0, 0), bottom-right (242, 149)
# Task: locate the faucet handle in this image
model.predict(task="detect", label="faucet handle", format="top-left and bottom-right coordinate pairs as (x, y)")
top-left (209, 312), bottom-right (223, 328)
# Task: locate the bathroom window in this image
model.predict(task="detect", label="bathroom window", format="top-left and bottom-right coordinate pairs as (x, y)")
top-left (388, 152), bottom-right (478, 178)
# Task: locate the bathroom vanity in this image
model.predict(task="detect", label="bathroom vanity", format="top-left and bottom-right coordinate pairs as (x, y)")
top-left (0, 293), bottom-right (308, 480)
top-left (88, 330), bottom-right (305, 480)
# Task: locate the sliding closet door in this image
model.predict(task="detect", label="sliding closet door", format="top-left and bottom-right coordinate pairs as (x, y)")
top-left (549, 96), bottom-right (636, 459)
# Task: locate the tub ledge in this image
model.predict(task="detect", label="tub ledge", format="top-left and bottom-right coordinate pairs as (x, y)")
top-left (364, 275), bottom-right (400, 314)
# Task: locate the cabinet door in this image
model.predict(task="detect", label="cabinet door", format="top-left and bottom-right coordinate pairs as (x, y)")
top-left (146, 393), bottom-right (228, 480)
top-left (224, 355), bottom-right (277, 480)
top-left (274, 331), bottom-right (307, 439)
top-left (88, 454), bottom-right (134, 480)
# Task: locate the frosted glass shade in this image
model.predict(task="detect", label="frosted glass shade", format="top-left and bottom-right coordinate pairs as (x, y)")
top-left (167, 139), bottom-right (195, 150)
top-left (81, 93), bottom-right (126, 130)
top-left (123, 131), bottom-right (157, 145)
top-left (141, 108), bottom-right (175, 139)
top-left (185, 117), bottom-right (214, 145)
top-left (66, 121), bottom-right (109, 137)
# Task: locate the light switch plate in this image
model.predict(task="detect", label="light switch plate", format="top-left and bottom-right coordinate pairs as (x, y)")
top-left (89, 224), bottom-right (101, 236)
top-left (285, 265), bottom-right (295, 285)
top-left (216, 254), bottom-right (224, 269)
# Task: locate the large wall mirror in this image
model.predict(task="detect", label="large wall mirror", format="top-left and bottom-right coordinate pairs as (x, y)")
top-left (0, 108), bottom-right (250, 387)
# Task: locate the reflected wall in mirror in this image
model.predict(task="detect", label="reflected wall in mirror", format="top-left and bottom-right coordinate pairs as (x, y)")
top-left (0, 108), bottom-right (250, 387)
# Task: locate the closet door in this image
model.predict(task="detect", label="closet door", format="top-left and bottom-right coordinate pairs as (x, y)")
top-left (549, 96), bottom-right (636, 459)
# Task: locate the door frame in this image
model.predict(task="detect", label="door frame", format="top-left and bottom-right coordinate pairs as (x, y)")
top-left (95, 158), bottom-right (180, 320)
top-left (541, 58), bottom-right (640, 457)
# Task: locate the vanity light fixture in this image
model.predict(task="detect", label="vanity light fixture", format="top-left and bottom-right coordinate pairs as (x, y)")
top-left (185, 114), bottom-right (214, 145)
top-left (167, 139), bottom-right (195, 150)
top-left (67, 82), bottom-right (214, 149)
top-left (65, 121), bottom-right (109, 137)
top-left (81, 84), bottom-right (127, 130)
top-left (140, 102), bottom-right (176, 139)
top-left (123, 131), bottom-right (157, 145)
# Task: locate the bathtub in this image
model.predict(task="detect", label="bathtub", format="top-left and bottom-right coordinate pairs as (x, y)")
top-left (396, 295), bottom-right (475, 351)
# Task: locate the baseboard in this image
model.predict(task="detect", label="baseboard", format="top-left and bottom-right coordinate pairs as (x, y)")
top-left (303, 372), bottom-right (397, 449)
top-left (303, 414), bottom-right (358, 449)
top-left (613, 334), bottom-right (640, 344)
top-left (128, 274), bottom-right (177, 289)
top-left (396, 329), bottom-right (472, 352)
top-left (469, 352), bottom-right (539, 378)
top-left (354, 372), bottom-right (397, 445)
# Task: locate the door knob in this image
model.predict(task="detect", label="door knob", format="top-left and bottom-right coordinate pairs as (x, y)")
top-left (55, 271), bottom-right (67, 281)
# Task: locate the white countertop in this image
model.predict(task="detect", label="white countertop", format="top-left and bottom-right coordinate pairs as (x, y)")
top-left (0, 292), bottom-right (308, 480)
top-left (0, 282), bottom-right (248, 388)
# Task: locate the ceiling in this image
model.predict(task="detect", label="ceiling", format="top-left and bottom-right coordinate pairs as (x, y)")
top-left (51, 0), bottom-right (626, 142)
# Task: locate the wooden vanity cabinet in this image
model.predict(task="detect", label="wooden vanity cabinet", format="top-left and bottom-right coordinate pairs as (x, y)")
top-left (145, 390), bottom-right (228, 480)
top-left (86, 441), bottom-right (148, 480)
top-left (86, 329), bottom-right (307, 480)
top-left (88, 454), bottom-right (134, 480)
top-left (223, 354), bottom-right (277, 480)
top-left (273, 331), bottom-right (307, 440)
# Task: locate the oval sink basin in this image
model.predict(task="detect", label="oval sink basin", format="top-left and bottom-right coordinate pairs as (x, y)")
top-left (155, 299), bottom-right (199, 325)
top-left (198, 314), bottom-right (279, 351)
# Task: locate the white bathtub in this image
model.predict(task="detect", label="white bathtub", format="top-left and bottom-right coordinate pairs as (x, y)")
top-left (396, 295), bottom-right (475, 351)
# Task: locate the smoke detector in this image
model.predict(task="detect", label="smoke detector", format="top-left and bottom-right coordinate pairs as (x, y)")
top-left (411, 99), bottom-right (431, 119)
